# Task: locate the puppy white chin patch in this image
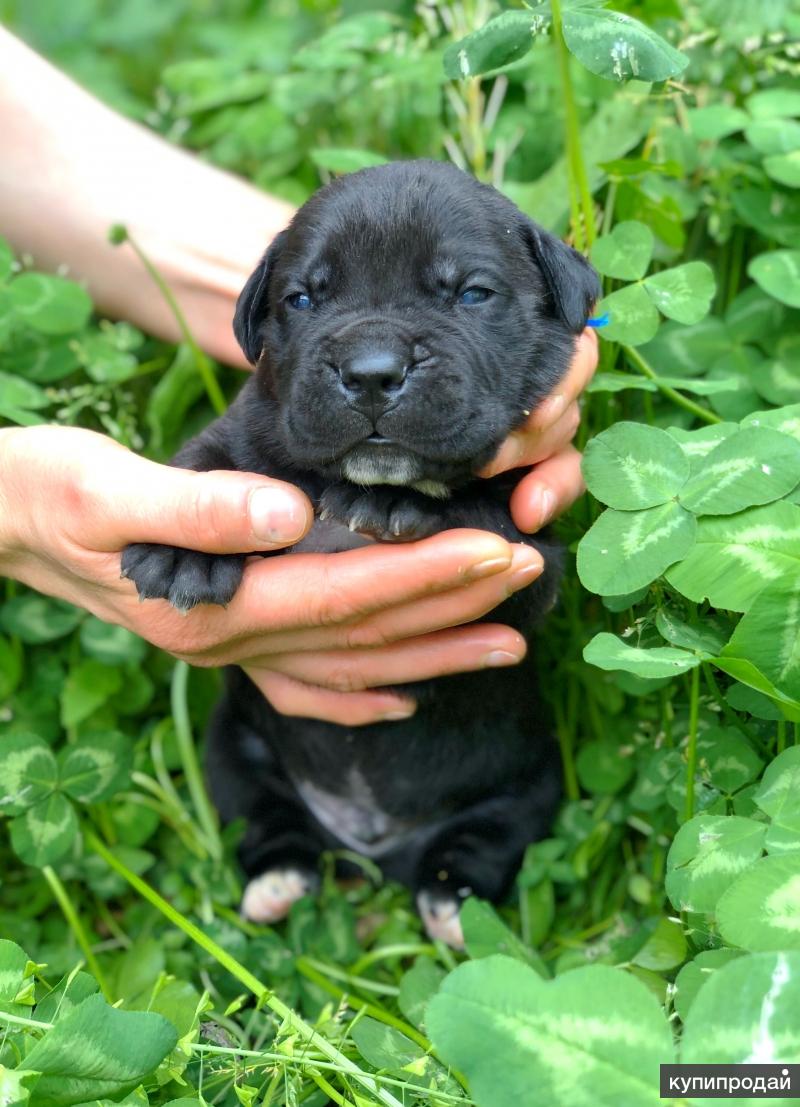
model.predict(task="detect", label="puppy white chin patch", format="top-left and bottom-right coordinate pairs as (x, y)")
top-left (241, 868), bottom-right (314, 924)
top-left (342, 454), bottom-right (450, 499)
top-left (417, 890), bottom-right (466, 949)
top-left (342, 453), bottom-right (420, 486)
top-left (410, 479), bottom-right (451, 500)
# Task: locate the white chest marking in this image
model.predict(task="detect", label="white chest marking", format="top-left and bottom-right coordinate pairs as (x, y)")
top-left (295, 769), bottom-right (415, 856)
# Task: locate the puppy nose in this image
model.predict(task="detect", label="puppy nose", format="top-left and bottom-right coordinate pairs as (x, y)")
top-left (339, 349), bottom-right (409, 397)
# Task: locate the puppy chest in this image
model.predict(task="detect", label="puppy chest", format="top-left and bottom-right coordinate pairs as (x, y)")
top-left (293, 768), bottom-right (429, 856)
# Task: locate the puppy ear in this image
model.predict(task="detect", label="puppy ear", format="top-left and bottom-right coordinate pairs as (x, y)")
top-left (233, 230), bottom-right (288, 364)
top-left (522, 219), bottom-right (600, 333)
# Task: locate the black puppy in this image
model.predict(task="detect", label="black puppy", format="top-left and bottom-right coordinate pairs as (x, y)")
top-left (122, 160), bottom-right (598, 946)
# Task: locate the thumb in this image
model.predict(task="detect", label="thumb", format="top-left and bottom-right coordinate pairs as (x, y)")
top-left (46, 429), bottom-right (313, 553)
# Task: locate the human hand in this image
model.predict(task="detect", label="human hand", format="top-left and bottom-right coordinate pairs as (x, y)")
top-left (0, 426), bottom-right (543, 727)
top-left (479, 328), bottom-right (599, 531)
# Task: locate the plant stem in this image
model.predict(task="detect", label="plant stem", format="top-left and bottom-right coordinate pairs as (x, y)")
top-left (0, 1009), bottom-right (54, 1031)
top-left (42, 865), bottom-right (112, 1001)
top-left (601, 180), bottom-right (618, 237)
top-left (84, 831), bottom-right (405, 1107)
top-left (0, 1017), bottom-right (467, 1106)
top-left (684, 666), bottom-right (701, 823)
top-left (777, 719), bottom-right (786, 754)
top-left (171, 661), bottom-right (222, 861)
top-left (296, 956), bottom-right (469, 1093)
top-left (555, 690), bottom-right (580, 801)
top-left (624, 347), bottom-right (722, 425)
top-left (565, 162), bottom-right (586, 254)
top-left (193, 1045), bottom-right (472, 1104)
top-left (309, 1072), bottom-right (352, 1107)
top-left (295, 958), bottom-right (429, 1054)
top-left (301, 958), bottom-right (400, 996)
top-left (349, 944), bottom-right (436, 975)
top-left (702, 665), bottom-right (767, 754)
top-left (546, 914), bottom-right (617, 952)
top-left (550, 0), bottom-right (595, 247)
top-left (725, 225), bottom-right (745, 308)
top-left (126, 778), bottom-right (208, 857)
top-left (120, 229), bottom-right (227, 415)
top-left (660, 685), bottom-right (673, 748)
top-left (519, 883), bottom-right (531, 948)
top-left (464, 78), bottom-right (487, 179)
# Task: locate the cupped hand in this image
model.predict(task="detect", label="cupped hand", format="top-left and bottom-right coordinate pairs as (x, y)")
top-left (479, 328), bottom-right (599, 531)
top-left (0, 426), bottom-right (543, 727)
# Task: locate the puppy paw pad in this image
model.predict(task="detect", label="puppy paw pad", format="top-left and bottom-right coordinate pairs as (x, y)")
top-left (241, 868), bottom-right (314, 924)
top-left (417, 890), bottom-right (465, 950)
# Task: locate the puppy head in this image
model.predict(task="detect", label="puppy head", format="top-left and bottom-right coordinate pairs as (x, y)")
top-left (234, 160), bottom-right (598, 488)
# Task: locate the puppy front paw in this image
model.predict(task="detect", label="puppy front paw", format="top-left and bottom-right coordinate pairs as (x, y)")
top-left (319, 486), bottom-right (441, 542)
top-left (121, 543), bottom-right (245, 612)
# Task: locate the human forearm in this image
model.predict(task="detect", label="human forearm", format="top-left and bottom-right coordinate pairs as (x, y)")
top-left (0, 428), bottom-right (24, 566)
top-left (0, 26), bottom-right (294, 366)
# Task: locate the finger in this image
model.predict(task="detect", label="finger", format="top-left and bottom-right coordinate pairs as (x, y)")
top-left (509, 444), bottom-right (585, 533)
top-left (245, 667), bottom-right (418, 726)
top-left (481, 401), bottom-right (581, 476)
top-left (215, 543), bottom-right (542, 661)
top-left (12, 425), bottom-right (315, 553)
top-left (208, 528), bottom-right (525, 638)
top-left (478, 328), bottom-right (598, 478)
top-left (339, 545), bottom-right (541, 650)
top-left (526, 328), bottom-right (598, 432)
top-left (248, 624), bottom-right (528, 692)
top-left (83, 457), bottom-right (313, 553)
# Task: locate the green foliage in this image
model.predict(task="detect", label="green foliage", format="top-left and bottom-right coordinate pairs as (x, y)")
top-left (428, 950), bottom-right (800, 1107)
top-left (596, 251), bottom-right (715, 344)
top-left (0, 729), bottom-right (131, 865)
top-left (20, 994), bottom-right (177, 1107)
top-left (748, 250), bottom-right (800, 308)
top-left (0, 940), bottom-right (179, 1105)
top-left (681, 952), bottom-right (800, 1064)
top-left (427, 957), bottom-right (674, 1107)
top-left (2, 0), bottom-right (800, 1104)
top-left (7, 275), bottom-right (93, 338)
top-left (579, 417), bottom-right (800, 711)
top-left (560, 8), bottom-right (688, 84)
top-left (444, 2), bottom-right (688, 84)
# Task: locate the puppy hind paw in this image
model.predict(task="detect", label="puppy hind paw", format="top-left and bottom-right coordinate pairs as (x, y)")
top-left (120, 543), bottom-right (245, 611)
top-left (241, 868), bottom-right (318, 924)
top-left (417, 889), bottom-right (466, 950)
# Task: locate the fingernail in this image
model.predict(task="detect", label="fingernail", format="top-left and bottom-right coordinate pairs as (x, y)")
top-left (249, 486), bottom-right (308, 544)
top-left (482, 650), bottom-right (523, 667)
top-left (538, 489), bottom-right (557, 528)
top-left (381, 703), bottom-right (416, 721)
top-left (509, 551), bottom-right (543, 590)
top-left (467, 555), bottom-right (513, 581)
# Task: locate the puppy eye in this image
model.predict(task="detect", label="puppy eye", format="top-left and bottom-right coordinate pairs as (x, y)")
top-left (287, 292), bottom-right (313, 310)
top-left (458, 286), bottom-right (493, 305)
